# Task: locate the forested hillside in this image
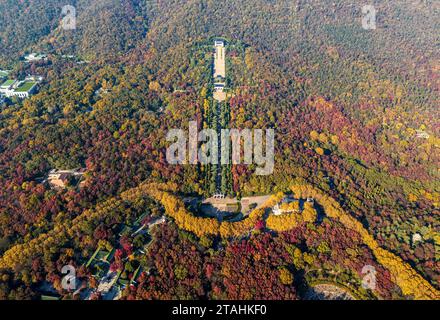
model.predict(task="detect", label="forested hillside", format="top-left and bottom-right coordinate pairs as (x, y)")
top-left (0, 0), bottom-right (438, 300)
top-left (0, 0), bottom-right (150, 65)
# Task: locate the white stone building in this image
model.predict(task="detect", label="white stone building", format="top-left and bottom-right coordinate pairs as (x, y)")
top-left (0, 75), bottom-right (42, 99)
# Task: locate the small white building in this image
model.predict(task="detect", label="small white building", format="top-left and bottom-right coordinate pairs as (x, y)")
top-left (273, 203), bottom-right (298, 216)
top-left (24, 53), bottom-right (47, 63)
top-left (25, 75), bottom-right (44, 82)
top-left (412, 233), bottom-right (423, 246)
top-left (0, 70), bottom-right (10, 79)
top-left (272, 198), bottom-right (300, 216)
top-left (415, 130), bottom-right (430, 139)
top-left (47, 169), bottom-right (86, 189)
top-left (272, 204), bottom-right (283, 216)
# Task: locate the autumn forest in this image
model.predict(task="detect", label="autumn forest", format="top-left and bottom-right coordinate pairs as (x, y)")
top-left (0, 0), bottom-right (438, 301)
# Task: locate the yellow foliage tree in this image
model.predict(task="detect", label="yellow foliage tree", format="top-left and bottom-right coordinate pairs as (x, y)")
top-left (279, 267), bottom-right (294, 285)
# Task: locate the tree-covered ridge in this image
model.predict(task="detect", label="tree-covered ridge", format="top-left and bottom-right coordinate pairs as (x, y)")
top-left (0, 0), bottom-right (151, 65)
